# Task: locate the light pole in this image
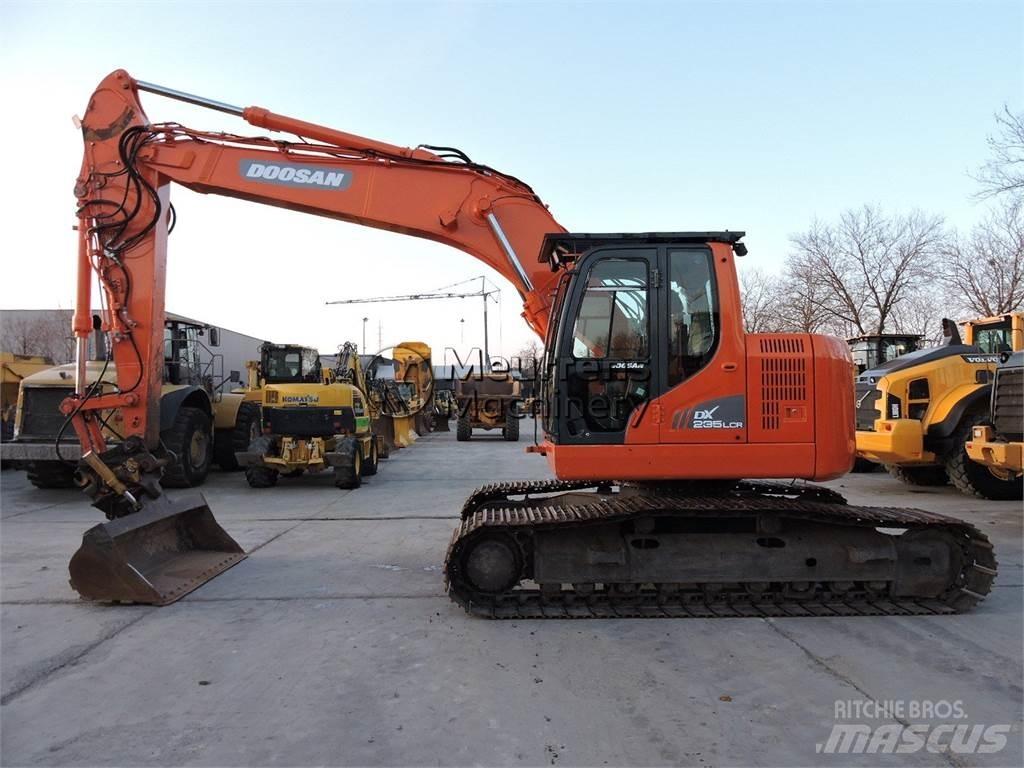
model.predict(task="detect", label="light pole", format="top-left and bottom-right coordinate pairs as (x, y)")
top-left (460, 317), bottom-right (465, 343)
top-left (362, 317), bottom-right (368, 352)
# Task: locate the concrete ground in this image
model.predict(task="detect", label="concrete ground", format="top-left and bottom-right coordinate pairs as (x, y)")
top-left (1, 420), bottom-right (1021, 767)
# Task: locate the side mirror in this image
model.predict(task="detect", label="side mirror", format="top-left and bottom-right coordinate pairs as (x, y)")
top-left (229, 370), bottom-right (241, 383)
top-left (208, 327), bottom-right (221, 347)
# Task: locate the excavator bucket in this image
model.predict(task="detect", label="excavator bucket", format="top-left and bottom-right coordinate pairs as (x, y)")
top-left (68, 493), bottom-right (245, 605)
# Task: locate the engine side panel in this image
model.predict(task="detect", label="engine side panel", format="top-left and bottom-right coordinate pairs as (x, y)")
top-left (812, 333), bottom-right (857, 479)
top-left (745, 334), bottom-right (815, 445)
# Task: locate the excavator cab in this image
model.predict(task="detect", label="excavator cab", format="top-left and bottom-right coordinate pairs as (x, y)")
top-left (540, 233), bottom-right (728, 447)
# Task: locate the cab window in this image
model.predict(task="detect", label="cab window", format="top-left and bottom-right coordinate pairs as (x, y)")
top-left (667, 248), bottom-right (718, 386)
top-left (571, 259), bottom-right (648, 359)
top-left (973, 325), bottom-right (1012, 353)
top-left (268, 351), bottom-right (302, 380)
top-left (301, 349), bottom-right (322, 381)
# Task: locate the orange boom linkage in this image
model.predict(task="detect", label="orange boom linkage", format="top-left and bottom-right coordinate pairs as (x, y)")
top-left (72, 70), bottom-right (561, 460)
top-left (65, 71), bottom-right (995, 616)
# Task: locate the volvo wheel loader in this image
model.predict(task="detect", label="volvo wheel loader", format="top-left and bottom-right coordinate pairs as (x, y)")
top-left (856, 314), bottom-right (1023, 500)
top-left (966, 350), bottom-right (1023, 483)
top-left (61, 70), bottom-right (996, 614)
top-left (236, 342), bottom-right (380, 488)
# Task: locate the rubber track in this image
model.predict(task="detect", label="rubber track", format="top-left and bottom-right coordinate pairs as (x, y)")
top-left (444, 481), bottom-right (996, 619)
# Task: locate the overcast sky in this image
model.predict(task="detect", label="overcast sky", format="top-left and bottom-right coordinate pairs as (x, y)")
top-left (2, 0), bottom-right (1021, 361)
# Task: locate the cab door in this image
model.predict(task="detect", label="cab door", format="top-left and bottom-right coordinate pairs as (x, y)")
top-left (655, 243), bottom-right (747, 444)
top-left (553, 248), bottom-right (659, 445)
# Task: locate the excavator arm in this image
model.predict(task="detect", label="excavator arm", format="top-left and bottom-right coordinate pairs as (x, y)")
top-left (62, 71), bottom-right (569, 604)
top-left (71, 70), bottom-right (563, 462)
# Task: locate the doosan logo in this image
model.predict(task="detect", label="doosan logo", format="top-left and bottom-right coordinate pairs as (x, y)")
top-left (240, 160), bottom-right (353, 190)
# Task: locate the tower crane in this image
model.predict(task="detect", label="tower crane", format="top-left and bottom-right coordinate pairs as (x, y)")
top-left (327, 276), bottom-right (500, 369)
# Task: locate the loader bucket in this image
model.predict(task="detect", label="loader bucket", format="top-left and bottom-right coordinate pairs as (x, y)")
top-left (374, 416), bottom-right (399, 454)
top-left (68, 492), bottom-right (245, 605)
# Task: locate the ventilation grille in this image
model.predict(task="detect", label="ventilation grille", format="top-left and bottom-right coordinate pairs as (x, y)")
top-left (759, 337), bottom-right (806, 355)
top-left (760, 356), bottom-right (808, 430)
top-left (993, 366), bottom-right (1023, 442)
top-left (20, 387), bottom-right (73, 439)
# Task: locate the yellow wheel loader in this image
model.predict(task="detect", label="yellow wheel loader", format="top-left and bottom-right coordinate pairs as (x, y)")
top-left (1, 353), bottom-right (54, 469)
top-left (847, 333), bottom-right (923, 376)
top-left (393, 341), bottom-right (436, 438)
top-left (1, 353), bottom-right (53, 443)
top-left (0, 319), bottom-right (257, 489)
top-left (846, 333), bottom-right (922, 472)
top-left (361, 341), bottom-right (437, 450)
top-left (236, 342), bottom-right (381, 489)
top-left (856, 313), bottom-right (1024, 500)
top-left (966, 350), bottom-right (1022, 482)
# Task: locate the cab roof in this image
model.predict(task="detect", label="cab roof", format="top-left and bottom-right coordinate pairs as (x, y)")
top-left (538, 231), bottom-right (745, 264)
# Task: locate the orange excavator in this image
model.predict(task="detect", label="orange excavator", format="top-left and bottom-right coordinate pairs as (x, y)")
top-left (65, 70), bottom-right (995, 616)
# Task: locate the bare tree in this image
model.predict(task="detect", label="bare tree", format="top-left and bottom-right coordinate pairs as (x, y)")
top-left (776, 255), bottom-right (845, 334)
top-left (888, 284), bottom-right (948, 345)
top-left (514, 339), bottom-right (542, 377)
top-left (738, 267), bottom-right (785, 333)
top-left (941, 199), bottom-right (1024, 316)
top-left (1, 316), bottom-right (47, 357)
top-left (786, 206), bottom-right (944, 336)
top-left (0, 312), bottom-right (74, 363)
top-left (973, 106), bottom-right (1024, 203)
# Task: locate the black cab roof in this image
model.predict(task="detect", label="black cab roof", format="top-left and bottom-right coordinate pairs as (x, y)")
top-left (538, 231), bottom-right (745, 264)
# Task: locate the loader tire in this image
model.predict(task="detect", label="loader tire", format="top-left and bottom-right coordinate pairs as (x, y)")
top-left (885, 464), bottom-right (949, 487)
top-left (334, 437), bottom-right (363, 489)
top-left (161, 406), bottom-right (213, 488)
top-left (25, 461), bottom-right (77, 489)
top-left (244, 435), bottom-right (279, 488)
top-left (362, 436), bottom-right (379, 476)
top-left (456, 414), bottom-right (472, 442)
top-left (502, 407), bottom-right (520, 442)
top-left (214, 401), bottom-right (261, 471)
top-left (946, 413), bottom-right (1024, 501)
